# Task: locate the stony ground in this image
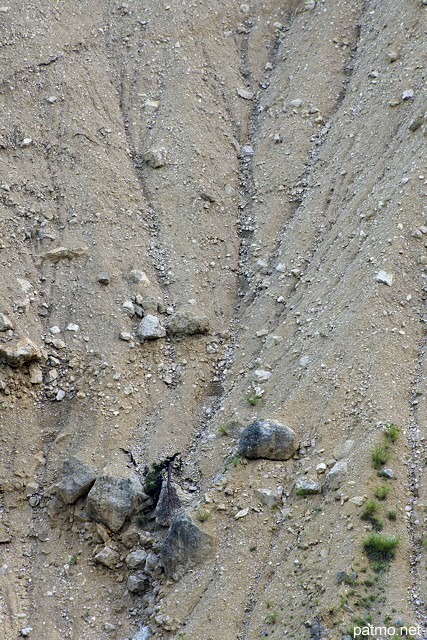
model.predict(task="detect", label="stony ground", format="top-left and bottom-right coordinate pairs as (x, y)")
top-left (1, 0), bottom-right (427, 639)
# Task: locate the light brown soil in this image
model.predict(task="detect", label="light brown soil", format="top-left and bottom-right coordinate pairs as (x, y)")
top-left (1, 0), bottom-right (427, 638)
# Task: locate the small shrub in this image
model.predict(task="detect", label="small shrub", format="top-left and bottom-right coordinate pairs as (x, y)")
top-left (387, 509), bottom-right (397, 521)
top-left (384, 423), bottom-right (399, 443)
top-left (361, 500), bottom-right (382, 530)
top-left (363, 533), bottom-right (400, 565)
top-left (244, 392), bottom-right (262, 405)
top-left (362, 499), bottom-right (377, 518)
top-left (295, 488), bottom-right (308, 496)
top-left (265, 611), bottom-right (278, 624)
top-left (374, 484), bottom-right (389, 500)
top-left (249, 545), bottom-right (257, 552)
top-left (195, 508), bottom-right (211, 522)
top-left (67, 553), bottom-right (78, 565)
top-left (217, 424), bottom-right (228, 436)
top-left (371, 444), bottom-right (390, 469)
top-left (422, 537), bottom-right (427, 548)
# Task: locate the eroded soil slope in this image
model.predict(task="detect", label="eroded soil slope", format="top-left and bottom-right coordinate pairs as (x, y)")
top-left (1, 0), bottom-right (427, 639)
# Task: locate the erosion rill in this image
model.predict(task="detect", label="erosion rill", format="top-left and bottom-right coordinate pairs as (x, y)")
top-left (0, 1), bottom-right (427, 639)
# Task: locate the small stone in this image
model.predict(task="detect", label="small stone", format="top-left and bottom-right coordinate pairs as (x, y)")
top-left (409, 117), bottom-right (423, 132)
top-left (402, 89), bottom-right (414, 100)
top-left (49, 326), bottom-right (61, 334)
top-left (144, 147), bottom-right (167, 168)
top-left (381, 468), bottom-right (394, 479)
top-left (235, 507), bottom-right (249, 519)
top-left (94, 546), bottom-right (119, 569)
top-left (28, 363), bottom-right (43, 384)
top-left (295, 477), bottom-right (322, 494)
top-left (237, 88), bottom-right (253, 100)
top-left (316, 463), bottom-right (327, 474)
top-left (129, 270), bottom-right (151, 285)
top-left (21, 138), bottom-right (32, 147)
top-left (97, 273), bottom-right (110, 285)
top-left (0, 312), bottom-right (13, 331)
top-left (121, 526), bottom-right (144, 549)
top-left (0, 338), bottom-right (42, 366)
top-left (127, 571), bottom-right (149, 594)
top-left (136, 315), bottom-right (166, 340)
top-left (167, 309), bottom-right (210, 338)
top-left (290, 99), bottom-right (302, 107)
top-left (326, 460), bottom-right (348, 490)
top-left (254, 488), bottom-right (281, 509)
top-left (140, 298), bottom-right (159, 314)
top-left (104, 622), bottom-right (116, 632)
top-left (241, 144), bottom-right (254, 155)
top-left (132, 627), bottom-right (152, 640)
top-left (200, 191), bottom-right (215, 202)
top-left (20, 628), bottom-right (32, 637)
top-left (349, 496), bottom-right (364, 506)
top-left (56, 389), bottom-right (66, 401)
top-left (0, 523), bottom-right (12, 543)
top-left (376, 270), bottom-right (394, 286)
top-left (120, 332), bottom-right (132, 342)
top-left (126, 550), bottom-right (148, 569)
top-left (252, 369), bottom-right (271, 383)
top-left (121, 300), bottom-right (135, 317)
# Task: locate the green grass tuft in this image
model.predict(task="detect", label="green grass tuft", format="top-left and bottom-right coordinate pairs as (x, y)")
top-left (363, 533), bottom-right (400, 564)
top-left (371, 444), bottom-right (390, 469)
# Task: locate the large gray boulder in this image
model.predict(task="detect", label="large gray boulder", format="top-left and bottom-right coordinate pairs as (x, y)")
top-left (160, 512), bottom-right (214, 578)
top-left (238, 419), bottom-right (297, 460)
top-left (86, 473), bottom-right (145, 532)
top-left (166, 309), bottom-right (210, 338)
top-left (54, 456), bottom-right (97, 504)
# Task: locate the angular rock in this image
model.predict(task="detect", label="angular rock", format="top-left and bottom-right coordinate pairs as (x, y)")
top-left (326, 460), bottom-right (348, 490)
top-left (94, 546), bottom-right (119, 569)
top-left (28, 363), bottom-right (43, 384)
top-left (254, 487), bottom-right (282, 508)
top-left (376, 270), bottom-right (394, 286)
top-left (0, 338), bottom-right (42, 366)
top-left (140, 298), bottom-right (159, 314)
top-left (154, 479), bottom-right (181, 526)
top-left (166, 309), bottom-right (210, 338)
top-left (86, 473), bottom-right (145, 532)
top-left (125, 549), bottom-right (147, 569)
top-left (0, 313), bottom-right (13, 331)
top-left (54, 457), bottom-right (97, 504)
top-left (132, 627), bottom-right (151, 640)
top-left (129, 269), bottom-right (151, 285)
top-left (295, 477), bottom-right (322, 495)
top-left (144, 147), bottom-right (167, 168)
top-left (97, 272), bottom-right (110, 285)
top-left (40, 246), bottom-right (89, 262)
top-left (381, 468), bottom-right (394, 479)
top-left (238, 419), bottom-right (297, 460)
top-left (160, 512), bottom-right (214, 578)
top-left (144, 550), bottom-right (161, 575)
top-left (136, 315), bottom-right (166, 340)
top-left (127, 571), bottom-right (149, 594)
